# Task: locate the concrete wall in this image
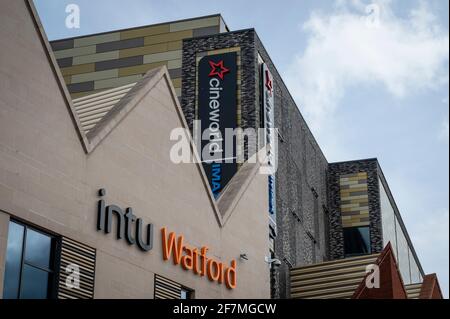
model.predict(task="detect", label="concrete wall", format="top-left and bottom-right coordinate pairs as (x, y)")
top-left (0, 0), bottom-right (269, 299)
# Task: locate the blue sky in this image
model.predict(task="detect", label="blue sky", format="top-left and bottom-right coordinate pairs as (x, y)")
top-left (34, 0), bottom-right (449, 297)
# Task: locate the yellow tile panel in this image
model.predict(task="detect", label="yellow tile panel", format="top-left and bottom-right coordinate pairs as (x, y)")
top-left (120, 24), bottom-right (170, 40)
top-left (144, 30), bottom-right (193, 46)
top-left (54, 45), bottom-right (97, 59)
top-left (119, 43), bottom-right (168, 58)
top-left (341, 195), bottom-right (369, 201)
top-left (118, 62), bottom-right (167, 77)
top-left (143, 50), bottom-right (182, 64)
top-left (61, 63), bottom-right (95, 76)
top-left (73, 51), bottom-right (120, 65)
top-left (171, 78), bottom-right (182, 88)
top-left (71, 69), bottom-right (118, 84)
top-left (168, 59), bottom-right (182, 70)
top-left (168, 41), bottom-right (183, 51)
top-left (74, 32), bottom-right (120, 47)
top-left (348, 183), bottom-right (368, 189)
top-left (94, 75), bottom-right (143, 90)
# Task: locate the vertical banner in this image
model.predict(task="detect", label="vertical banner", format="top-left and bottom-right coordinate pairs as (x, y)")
top-left (198, 52), bottom-right (238, 198)
top-left (262, 63), bottom-right (277, 235)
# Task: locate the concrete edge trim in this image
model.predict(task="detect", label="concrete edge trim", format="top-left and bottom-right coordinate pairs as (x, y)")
top-left (26, 0), bottom-right (91, 153)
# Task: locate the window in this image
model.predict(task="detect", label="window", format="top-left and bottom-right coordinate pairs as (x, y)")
top-left (343, 227), bottom-right (371, 257)
top-left (2, 221), bottom-right (58, 299)
top-left (180, 287), bottom-right (194, 299)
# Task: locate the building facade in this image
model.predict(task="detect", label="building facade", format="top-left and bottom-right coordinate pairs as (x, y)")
top-left (0, 0), bottom-right (270, 299)
top-left (0, 0), bottom-right (442, 299)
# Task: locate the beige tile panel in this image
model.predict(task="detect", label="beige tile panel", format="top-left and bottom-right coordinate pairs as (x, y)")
top-left (54, 45), bottom-right (97, 59)
top-left (74, 32), bottom-right (120, 47)
top-left (119, 43), bottom-right (168, 58)
top-left (169, 16), bottom-right (219, 32)
top-left (71, 69), bottom-right (118, 84)
top-left (143, 50), bottom-right (182, 64)
top-left (61, 63), bottom-right (95, 76)
top-left (168, 41), bottom-right (182, 51)
top-left (341, 203), bottom-right (360, 209)
top-left (120, 24), bottom-right (170, 40)
top-left (168, 59), bottom-right (182, 70)
top-left (340, 187), bottom-right (368, 195)
top-left (118, 62), bottom-right (167, 77)
top-left (340, 195), bottom-right (369, 201)
top-left (144, 30), bottom-right (193, 46)
top-left (94, 74), bottom-right (143, 90)
top-left (73, 51), bottom-right (120, 65)
top-left (348, 183), bottom-right (368, 189)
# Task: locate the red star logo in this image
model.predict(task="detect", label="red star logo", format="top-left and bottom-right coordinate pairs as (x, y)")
top-left (209, 60), bottom-right (230, 80)
top-left (265, 70), bottom-right (273, 94)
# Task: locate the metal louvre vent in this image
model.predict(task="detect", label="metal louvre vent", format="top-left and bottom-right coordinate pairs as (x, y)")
top-left (57, 237), bottom-right (96, 299)
top-left (72, 82), bottom-right (137, 134)
top-left (154, 275), bottom-right (181, 299)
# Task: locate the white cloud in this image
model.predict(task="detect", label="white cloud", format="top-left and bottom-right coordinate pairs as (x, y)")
top-left (285, 0), bottom-right (449, 133)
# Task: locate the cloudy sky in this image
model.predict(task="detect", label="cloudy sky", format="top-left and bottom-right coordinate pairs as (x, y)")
top-left (33, 0), bottom-right (449, 297)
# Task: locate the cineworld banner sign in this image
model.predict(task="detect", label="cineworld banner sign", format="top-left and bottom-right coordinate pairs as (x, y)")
top-left (198, 52), bottom-right (238, 198)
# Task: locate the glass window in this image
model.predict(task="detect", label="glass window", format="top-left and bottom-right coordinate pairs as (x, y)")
top-left (344, 227), bottom-right (371, 257)
top-left (180, 287), bottom-right (193, 299)
top-left (2, 221), bottom-right (57, 299)
top-left (396, 219), bottom-right (412, 285)
top-left (24, 229), bottom-right (52, 269)
top-left (20, 265), bottom-right (50, 299)
top-left (3, 222), bottom-right (25, 299)
top-left (380, 179), bottom-right (398, 253)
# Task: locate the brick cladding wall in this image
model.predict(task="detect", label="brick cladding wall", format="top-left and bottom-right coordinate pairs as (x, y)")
top-left (328, 159), bottom-right (384, 260)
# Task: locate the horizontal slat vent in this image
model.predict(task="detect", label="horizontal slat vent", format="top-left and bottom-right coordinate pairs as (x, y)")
top-left (405, 283), bottom-right (423, 299)
top-left (154, 275), bottom-right (181, 300)
top-left (291, 254), bottom-right (380, 299)
top-left (58, 237), bottom-right (96, 299)
top-left (72, 83), bottom-right (137, 134)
